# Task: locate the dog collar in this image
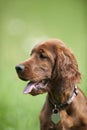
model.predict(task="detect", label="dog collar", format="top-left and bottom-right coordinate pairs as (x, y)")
top-left (49, 86), bottom-right (78, 113)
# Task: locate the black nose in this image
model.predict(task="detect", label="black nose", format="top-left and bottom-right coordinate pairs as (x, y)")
top-left (15, 64), bottom-right (25, 72)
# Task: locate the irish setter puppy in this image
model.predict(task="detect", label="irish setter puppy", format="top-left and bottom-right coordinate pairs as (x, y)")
top-left (15, 39), bottom-right (87, 130)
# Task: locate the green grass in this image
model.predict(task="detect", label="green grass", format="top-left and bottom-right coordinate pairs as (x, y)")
top-left (0, 0), bottom-right (87, 130)
top-left (1, 43), bottom-right (46, 130)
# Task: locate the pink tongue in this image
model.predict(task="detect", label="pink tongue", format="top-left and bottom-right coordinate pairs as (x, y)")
top-left (23, 82), bottom-right (36, 94)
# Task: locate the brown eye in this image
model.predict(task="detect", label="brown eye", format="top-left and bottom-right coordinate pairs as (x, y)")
top-left (39, 53), bottom-right (47, 59)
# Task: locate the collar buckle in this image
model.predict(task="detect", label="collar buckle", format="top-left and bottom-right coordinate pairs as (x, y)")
top-left (52, 104), bottom-right (59, 114)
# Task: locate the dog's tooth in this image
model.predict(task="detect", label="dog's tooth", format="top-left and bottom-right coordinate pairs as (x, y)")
top-left (42, 80), bottom-right (44, 83)
top-left (42, 80), bottom-right (46, 84)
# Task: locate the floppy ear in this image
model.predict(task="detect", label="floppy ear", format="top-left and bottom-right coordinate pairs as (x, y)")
top-left (55, 47), bottom-right (81, 84)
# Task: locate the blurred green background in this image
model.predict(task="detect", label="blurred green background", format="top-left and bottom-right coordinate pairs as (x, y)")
top-left (0, 0), bottom-right (87, 130)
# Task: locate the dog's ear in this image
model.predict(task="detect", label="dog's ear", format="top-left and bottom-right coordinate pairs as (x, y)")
top-left (53, 47), bottom-right (81, 84)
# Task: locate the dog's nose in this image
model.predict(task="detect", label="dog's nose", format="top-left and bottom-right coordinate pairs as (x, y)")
top-left (15, 64), bottom-right (25, 72)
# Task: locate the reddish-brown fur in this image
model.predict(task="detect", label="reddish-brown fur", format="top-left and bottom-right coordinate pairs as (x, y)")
top-left (15, 39), bottom-right (87, 130)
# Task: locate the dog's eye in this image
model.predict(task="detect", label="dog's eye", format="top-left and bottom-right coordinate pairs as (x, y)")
top-left (39, 53), bottom-right (47, 59)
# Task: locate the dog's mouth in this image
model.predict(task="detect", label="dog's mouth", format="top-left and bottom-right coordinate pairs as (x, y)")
top-left (23, 79), bottom-right (49, 95)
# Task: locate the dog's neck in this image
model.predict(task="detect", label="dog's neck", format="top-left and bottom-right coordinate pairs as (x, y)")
top-left (48, 86), bottom-right (78, 112)
top-left (48, 79), bottom-right (77, 108)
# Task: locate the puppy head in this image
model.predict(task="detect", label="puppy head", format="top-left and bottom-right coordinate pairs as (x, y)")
top-left (15, 39), bottom-right (81, 95)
